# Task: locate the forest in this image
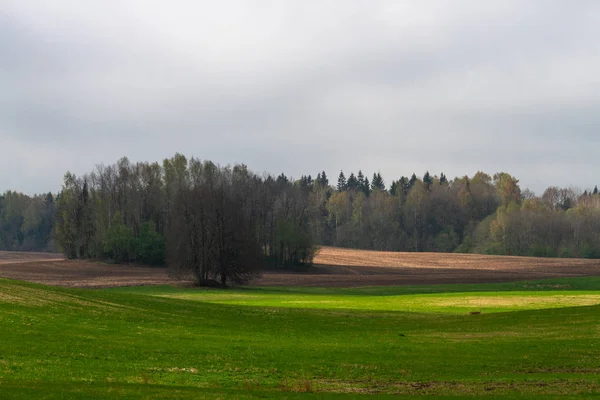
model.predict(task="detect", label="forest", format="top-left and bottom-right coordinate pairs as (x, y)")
top-left (2, 154), bottom-right (600, 281)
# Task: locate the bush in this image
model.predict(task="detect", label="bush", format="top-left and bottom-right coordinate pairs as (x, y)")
top-left (134, 222), bottom-right (166, 266)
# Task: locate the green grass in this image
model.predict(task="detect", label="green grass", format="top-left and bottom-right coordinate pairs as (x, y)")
top-left (1, 277), bottom-right (600, 398)
top-left (109, 276), bottom-right (600, 314)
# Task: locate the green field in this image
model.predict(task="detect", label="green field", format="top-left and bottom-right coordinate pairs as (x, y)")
top-left (1, 277), bottom-right (600, 398)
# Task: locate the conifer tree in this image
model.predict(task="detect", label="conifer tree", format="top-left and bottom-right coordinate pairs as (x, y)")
top-left (357, 170), bottom-right (365, 187)
top-left (363, 177), bottom-right (371, 196)
top-left (389, 180), bottom-right (398, 196)
top-left (317, 171), bottom-right (329, 187)
top-left (423, 171), bottom-right (433, 188)
top-left (371, 172), bottom-right (385, 191)
top-left (347, 173), bottom-right (358, 191)
top-left (409, 173), bottom-right (417, 189)
top-left (440, 172), bottom-right (448, 185)
top-left (337, 171), bottom-right (347, 192)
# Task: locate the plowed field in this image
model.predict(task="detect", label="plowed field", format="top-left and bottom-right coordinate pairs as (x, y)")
top-left (1, 247), bottom-right (600, 288)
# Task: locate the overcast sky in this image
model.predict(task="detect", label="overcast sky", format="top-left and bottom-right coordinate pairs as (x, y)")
top-left (2, 1), bottom-right (600, 195)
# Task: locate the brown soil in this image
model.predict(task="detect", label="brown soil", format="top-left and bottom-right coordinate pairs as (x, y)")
top-left (0, 252), bottom-right (175, 288)
top-left (1, 247), bottom-right (600, 288)
top-left (252, 246), bottom-right (600, 287)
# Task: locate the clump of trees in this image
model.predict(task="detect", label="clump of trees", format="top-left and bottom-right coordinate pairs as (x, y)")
top-left (0, 191), bottom-right (56, 252)
top-left (52, 155), bottom-right (317, 285)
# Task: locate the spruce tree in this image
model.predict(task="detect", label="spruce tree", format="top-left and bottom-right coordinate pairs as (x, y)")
top-left (423, 171), bottom-right (433, 188)
top-left (363, 177), bottom-right (371, 196)
top-left (337, 171), bottom-right (347, 192)
top-left (357, 170), bottom-right (365, 187)
top-left (440, 172), bottom-right (448, 185)
top-left (371, 172), bottom-right (385, 191)
top-left (347, 173), bottom-right (358, 191)
top-left (389, 180), bottom-right (398, 196)
top-left (409, 173), bottom-right (417, 189)
top-left (594, 185), bottom-right (598, 195)
top-left (319, 171), bottom-right (329, 187)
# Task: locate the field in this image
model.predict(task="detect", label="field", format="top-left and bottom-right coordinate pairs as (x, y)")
top-left (2, 246), bottom-right (600, 288)
top-left (1, 248), bottom-right (600, 398)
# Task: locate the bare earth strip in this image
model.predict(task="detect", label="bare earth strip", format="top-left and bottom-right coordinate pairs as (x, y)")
top-left (1, 247), bottom-right (600, 288)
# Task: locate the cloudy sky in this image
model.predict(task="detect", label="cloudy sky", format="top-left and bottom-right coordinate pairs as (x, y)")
top-left (2, 1), bottom-right (599, 194)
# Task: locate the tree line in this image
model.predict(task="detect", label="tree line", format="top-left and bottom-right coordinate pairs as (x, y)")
top-left (3, 155), bottom-right (600, 283)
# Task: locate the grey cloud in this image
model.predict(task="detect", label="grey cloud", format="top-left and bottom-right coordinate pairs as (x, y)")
top-left (1, 1), bottom-right (600, 194)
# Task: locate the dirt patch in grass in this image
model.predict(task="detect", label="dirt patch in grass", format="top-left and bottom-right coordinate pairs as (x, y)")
top-left (310, 377), bottom-right (600, 395)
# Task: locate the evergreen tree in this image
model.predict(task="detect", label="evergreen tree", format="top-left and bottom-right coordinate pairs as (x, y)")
top-left (389, 180), bottom-right (398, 196)
top-left (423, 171), bottom-right (433, 188)
top-left (337, 171), bottom-right (347, 192)
top-left (277, 173), bottom-right (289, 185)
top-left (409, 173), bottom-right (417, 189)
top-left (316, 171), bottom-right (329, 187)
top-left (440, 173), bottom-right (448, 185)
top-left (362, 177), bottom-right (371, 196)
top-left (357, 170), bottom-right (365, 187)
top-left (594, 185), bottom-right (598, 195)
top-left (399, 176), bottom-right (410, 199)
top-left (299, 175), bottom-right (313, 189)
top-left (371, 173), bottom-right (385, 191)
top-left (347, 173), bottom-right (358, 191)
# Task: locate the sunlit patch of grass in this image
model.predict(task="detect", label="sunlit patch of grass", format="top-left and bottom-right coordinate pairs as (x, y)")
top-left (111, 282), bottom-right (600, 314)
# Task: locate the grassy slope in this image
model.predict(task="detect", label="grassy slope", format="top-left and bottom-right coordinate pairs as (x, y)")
top-left (0, 278), bottom-right (599, 398)
top-left (110, 276), bottom-right (600, 314)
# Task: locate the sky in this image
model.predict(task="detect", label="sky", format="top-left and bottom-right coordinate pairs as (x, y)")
top-left (2, 1), bottom-right (600, 195)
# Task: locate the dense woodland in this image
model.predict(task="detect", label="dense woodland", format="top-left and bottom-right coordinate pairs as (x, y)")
top-left (2, 154), bottom-right (600, 282)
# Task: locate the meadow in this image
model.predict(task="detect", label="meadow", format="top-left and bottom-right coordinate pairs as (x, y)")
top-left (1, 276), bottom-right (600, 398)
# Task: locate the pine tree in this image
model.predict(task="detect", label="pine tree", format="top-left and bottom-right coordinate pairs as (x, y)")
top-left (337, 171), bottom-right (347, 192)
top-left (594, 185), bottom-right (598, 195)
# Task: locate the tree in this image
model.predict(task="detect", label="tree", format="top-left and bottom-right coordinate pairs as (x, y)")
top-left (423, 171), bottom-right (433, 188)
top-left (440, 173), bottom-right (448, 185)
top-left (346, 173), bottom-right (358, 191)
top-left (357, 171), bottom-right (365, 189)
top-left (337, 171), bottom-right (347, 192)
top-left (493, 172), bottom-right (521, 206)
top-left (371, 173), bottom-right (385, 191)
top-left (409, 173), bottom-right (417, 189)
top-left (316, 171), bottom-right (329, 187)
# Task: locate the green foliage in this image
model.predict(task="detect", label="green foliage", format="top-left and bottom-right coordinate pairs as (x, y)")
top-left (103, 214), bottom-right (133, 263)
top-left (134, 222), bottom-right (166, 265)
